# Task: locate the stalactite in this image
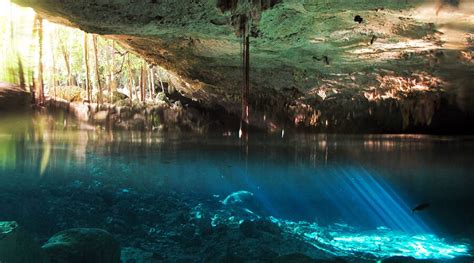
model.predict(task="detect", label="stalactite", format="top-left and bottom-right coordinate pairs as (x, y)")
top-left (217, 0), bottom-right (281, 13)
top-left (239, 14), bottom-right (250, 139)
top-left (216, 0), bottom-right (281, 139)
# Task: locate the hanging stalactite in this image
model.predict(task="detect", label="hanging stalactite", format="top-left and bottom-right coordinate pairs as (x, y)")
top-left (239, 13), bottom-right (250, 140)
top-left (217, 0), bottom-right (282, 139)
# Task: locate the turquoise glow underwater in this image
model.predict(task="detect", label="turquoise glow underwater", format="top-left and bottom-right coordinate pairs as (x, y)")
top-left (0, 122), bottom-right (472, 261)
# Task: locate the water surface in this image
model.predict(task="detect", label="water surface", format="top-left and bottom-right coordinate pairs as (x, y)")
top-left (0, 113), bottom-right (473, 261)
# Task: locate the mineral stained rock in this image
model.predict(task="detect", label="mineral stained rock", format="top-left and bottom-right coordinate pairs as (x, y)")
top-left (12, 0), bottom-right (474, 132)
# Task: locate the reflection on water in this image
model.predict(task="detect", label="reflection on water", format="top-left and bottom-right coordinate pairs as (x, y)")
top-left (0, 113), bottom-right (473, 260)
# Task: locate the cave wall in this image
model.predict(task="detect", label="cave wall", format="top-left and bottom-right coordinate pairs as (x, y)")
top-left (13, 0), bottom-right (474, 132)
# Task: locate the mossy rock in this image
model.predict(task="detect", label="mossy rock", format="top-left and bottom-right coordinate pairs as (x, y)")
top-left (155, 92), bottom-right (169, 103)
top-left (112, 91), bottom-right (128, 102)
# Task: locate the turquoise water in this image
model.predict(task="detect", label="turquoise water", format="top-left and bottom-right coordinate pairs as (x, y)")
top-left (0, 113), bottom-right (473, 261)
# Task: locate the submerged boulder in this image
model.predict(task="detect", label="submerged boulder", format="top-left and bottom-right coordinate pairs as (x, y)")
top-left (221, 190), bottom-right (254, 206)
top-left (0, 221), bottom-right (50, 263)
top-left (240, 219), bottom-right (281, 238)
top-left (121, 247), bottom-right (163, 263)
top-left (273, 253), bottom-right (318, 263)
top-left (42, 228), bottom-right (120, 263)
top-left (381, 256), bottom-right (434, 262)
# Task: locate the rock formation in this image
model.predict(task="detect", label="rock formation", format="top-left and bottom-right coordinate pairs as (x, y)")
top-left (42, 228), bottom-right (120, 263)
top-left (12, 0), bottom-right (474, 132)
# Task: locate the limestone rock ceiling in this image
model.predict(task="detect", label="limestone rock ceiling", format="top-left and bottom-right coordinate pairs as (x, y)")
top-left (13, 0), bottom-right (474, 131)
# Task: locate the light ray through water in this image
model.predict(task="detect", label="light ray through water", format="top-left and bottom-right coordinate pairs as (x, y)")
top-left (215, 165), bottom-right (470, 259)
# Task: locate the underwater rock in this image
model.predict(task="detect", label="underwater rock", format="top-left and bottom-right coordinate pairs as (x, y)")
top-left (255, 219), bottom-right (281, 236)
top-left (170, 230), bottom-right (202, 248)
top-left (196, 216), bottom-right (213, 236)
top-left (0, 221), bottom-right (50, 263)
top-left (221, 190), bottom-right (254, 206)
top-left (448, 256), bottom-right (474, 263)
top-left (42, 228), bottom-right (120, 263)
top-left (220, 190), bottom-right (269, 221)
top-left (172, 211), bottom-right (189, 225)
top-left (273, 253), bottom-right (319, 263)
top-left (120, 247), bottom-right (162, 263)
top-left (239, 219), bottom-right (281, 238)
top-left (213, 223), bottom-right (229, 235)
top-left (240, 220), bottom-right (256, 238)
top-left (0, 180), bottom-right (346, 262)
top-left (381, 256), bottom-right (434, 262)
top-left (274, 253), bottom-right (348, 263)
top-left (219, 252), bottom-right (245, 262)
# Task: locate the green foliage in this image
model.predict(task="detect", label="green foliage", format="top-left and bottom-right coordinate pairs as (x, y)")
top-left (151, 114), bottom-right (161, 127)
top-left (155, 91), bottom-right (168, 102)
top-left (0, 1), bottom-right (177, 104)
top-left (115, 99), bottom-right (130, 107)
top-left (55, 86), bottom-right (84, 102)
top-left (0, 2), bottom-right (35, 84)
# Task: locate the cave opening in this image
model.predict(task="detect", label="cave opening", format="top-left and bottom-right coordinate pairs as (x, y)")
top-left (1, 0), bottom-right (474, 262)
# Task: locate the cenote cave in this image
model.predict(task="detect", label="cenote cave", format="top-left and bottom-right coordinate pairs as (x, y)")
top-left (0, 0), bottom-right (474, 262)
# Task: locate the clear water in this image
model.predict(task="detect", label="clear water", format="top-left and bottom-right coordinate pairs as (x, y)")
top-left (1, 113), bottom-right (473, 261)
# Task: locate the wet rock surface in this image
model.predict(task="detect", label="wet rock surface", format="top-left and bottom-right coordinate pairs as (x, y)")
top-left (0, 83), bottom-right (32, 112)
top-left (46, 95), bottom-right (240, 133)
top-left (0, 173), bottom-right (472, 262)
top-left (11, 0), bottom-right (474, 133)
top-left (0, 176), bottom-right (342, 262)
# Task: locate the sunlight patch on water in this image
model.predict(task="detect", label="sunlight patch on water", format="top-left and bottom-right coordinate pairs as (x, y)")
top-left (272, 216), bottom-right (470, 259)
top-left (213, 166), bottom-right (472, 260)
top-left (208, 206), bottom-right (470, 260)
